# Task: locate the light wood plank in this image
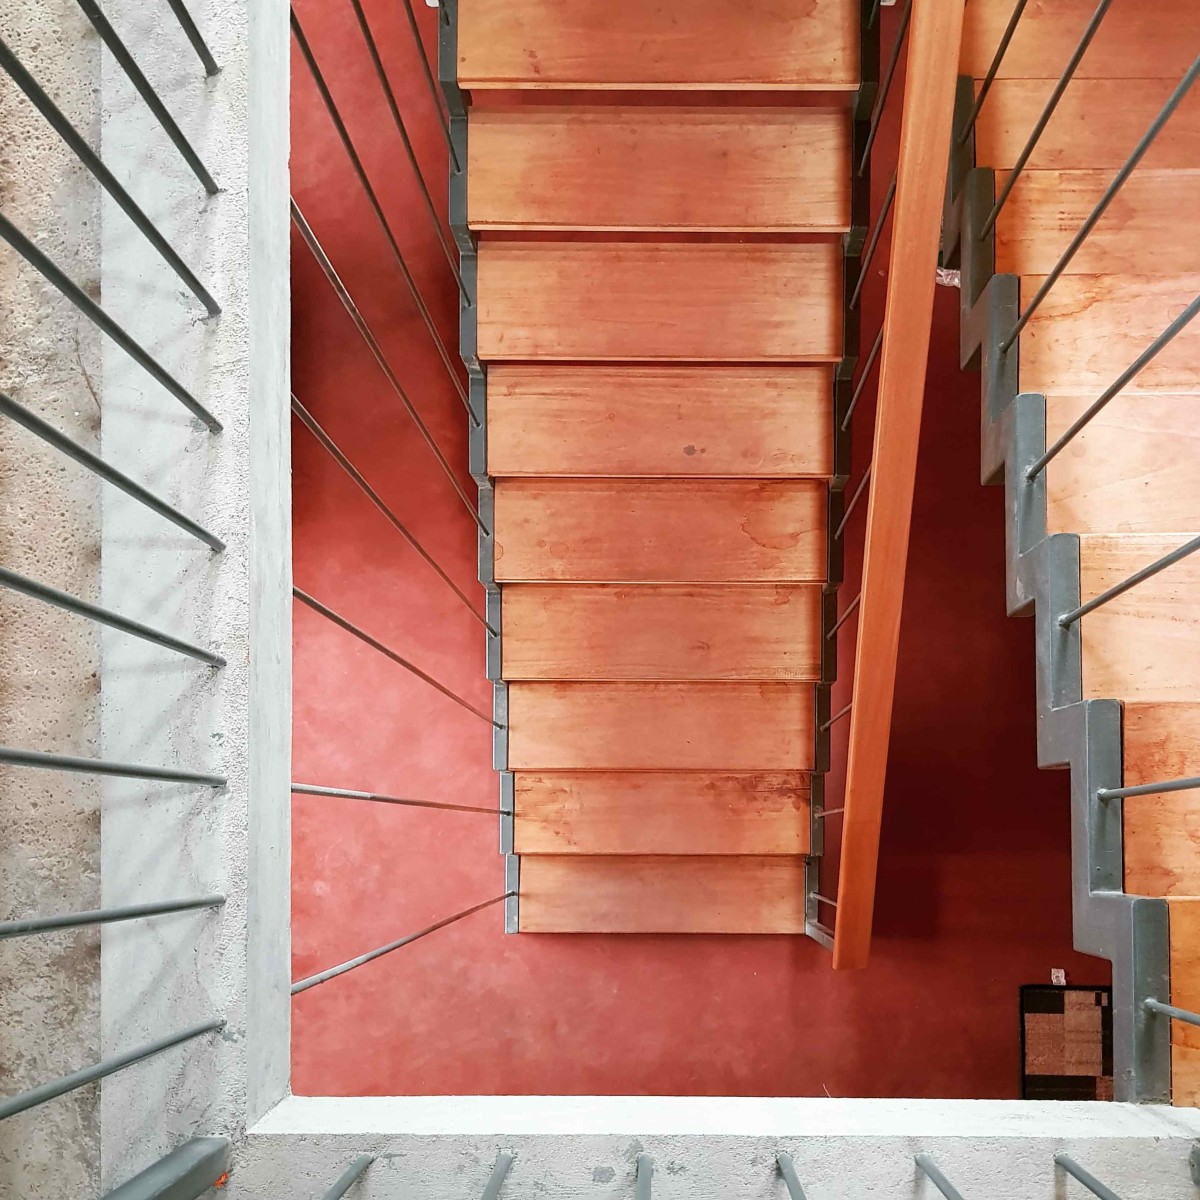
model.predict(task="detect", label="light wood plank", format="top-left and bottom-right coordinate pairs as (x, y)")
top-left (476, 241), bottom-right (843, 362)
top-left (487, 365), bottom-right (833, 479)
top-left (962, 1), bottom-right (1200, 81)
top-left (519, 855), bottom-right (809, 933)
top-left (1045, 394), bottom-right (1200, 536)
top-left (998, 172), bottom-right (1200, 277)
top-left (468, 107), bottom-right (851, 232)
top-left (502, 584), bottom-right (823, 681)
top-left (1079, 536), bottom-right (1200, 704)
top-left (1169, 899), bottom-right (1200, 1105)
top-left (513, 771), bottom-right (810, 855)
top-left (507, 682), bottom-right (815, 770)
top-left (458, 0), bottom-right (858, 91)
top-left (1122, 703), bottom-right (1200, 898)
top-left (494, 479), bottom-right (827, 583)
top-left (1018, 275), bottom-right (1200, 398)
top-left (976, 80), bottom-right (1200, 173)
top-left (835, 0), bottom-right (966, 972)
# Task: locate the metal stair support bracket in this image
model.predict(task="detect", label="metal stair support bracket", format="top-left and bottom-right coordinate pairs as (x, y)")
top-left (946, 81), bottom-right (1170, 1101)
top-left (439, 0), bottom-right (516, 931)
top-left (100, 1136), bottom-right (230, 1200)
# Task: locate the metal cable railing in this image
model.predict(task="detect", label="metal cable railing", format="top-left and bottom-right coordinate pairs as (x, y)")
top-left (0, 7), bottom-right (230, 1189)
top-left (915, 1154), bottom-right (968, 1200)
top-left (961, 0), bottom-right (1200, 852)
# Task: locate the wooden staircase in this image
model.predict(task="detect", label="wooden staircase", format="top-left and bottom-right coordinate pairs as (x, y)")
top-left (961, 0), bottom-right (1200, 1103)
top-left (456, 0), bottom-right (859, 932)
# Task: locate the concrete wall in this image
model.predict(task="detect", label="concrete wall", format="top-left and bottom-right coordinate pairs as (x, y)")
top-left (0, 1), bottom-right (102, 1194)
top-left (237, 1097), bottom-right (1200, 1200)
top-left (94, 0), bottom-right (290, 1189)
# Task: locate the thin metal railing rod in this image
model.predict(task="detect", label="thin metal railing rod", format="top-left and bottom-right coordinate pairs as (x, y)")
top-left (635, 1154), bottom-right (654, 1200)
top-left (1144, 997), bottom-right (1200, 1029)
top-left (0, 37), bottom-right (219, 315)
top-left (0, 895), bottom-right (224, 940)
top-left (0, 566), bottom-right (225, 666)
top-left (481, 1152), bottom-right (515, 1200)
top-left (776, 1152), bottom-right (809, 1200)
top-left (0, 391), bottom-right (222, 549)
top-left (1098, 774), bottom-right (1200, 802)
top-left (0, 214), bottom-right (220, 431)
top-left (164, 0), bottom-right (220, 76)
top-left (858, 0), bottom-right (913, 176)
top-left (398, 0), bottom-right (459, 171)
top-left (850, 171), bottom-right (897, 311)
top-left (323, 1155), bottom-right (376, 1200)
top-left (820, 703), bottom-right (853, 733)
top-left (842, 327), bottom-right (884, 431)
top-left (956, 0), bottom-right (1031, 146)
top-left (1026, 291), bottom-right (1200, 479)
top-left (834, 466), bottom-right (872, 540)
top-left (292, 782), bottom-right (505, 816)
top-left (291, 891), bottom-right (513, 994)
top-left (826, 592), bottom-right (862, 640)
top-left (293, 587), bottom-right (497, 727)
top-left (980, 0), bottom-right (1116, 238)
top-left (1054, 1154), bottom-right (1123, 1200)
top-left (74, 0), bottom-right (218, 194)
top-left (0, 1019), bottom-right (223, 1121)
top-left (812, 893), bottom-right (838, 909)
top-left (348, 0), bottom-right (467, 302)
top-left (103, 1137), bottom-right (230, 1200)
top-left (290, 199), bottom-right (486, 532)
top-left (815, 808), bottom-right (845, 819)
top-left (1058, 533), bottom-right (1200, 627)
top-left (1004, 50), bottom-right (1200, 351)
top-left (868, 0), bottom-right (883, 30)
top-left (0, 746), bottom-right (225, 788)
top-left (291, 395), bottom-right (492, 632)
top-left (914, 1154), bottom-right (968, 1200)
top-left (290, 9), bottom-right (472, 416)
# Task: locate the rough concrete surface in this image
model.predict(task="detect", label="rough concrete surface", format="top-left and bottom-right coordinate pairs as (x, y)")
top-left (0, 1), bottom-right (102, 1195)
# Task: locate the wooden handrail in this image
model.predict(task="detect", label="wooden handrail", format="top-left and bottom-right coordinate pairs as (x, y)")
top-left (833, 0), bottom-right (967, 970)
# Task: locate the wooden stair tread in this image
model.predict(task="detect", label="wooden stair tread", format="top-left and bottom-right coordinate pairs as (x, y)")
top-left (507, 681), bottom-right (815, 771)
top-left (1122, 704), bottom-right (1200, 898)
top-left (999, 171), bottom-right (1200, 277)
top-left (1045, 393), bottom-right (1200, 537)
top-left (513, 771), bottom-right (811, 855)
top-left (476, 240), bottom-right (843, 362)
top-left (976, 80), bottom-right (1200, 173)
top-left (468, 106), bottom-right (851, 232)
top-left (1018, 274), bottom-right (1200, 397)
top-left (457, 0), bottom-right (859, 90)
top-left (1168, 899), bottom-right (1200, 1105)
top-left (962, 0), bottom-right (1200, 81)
top-left (493, 478), bottom-right (827, 583)
top-left (502, 584), bottom-right (824, 681)
top-left (518, 855), bottom-right (809, 933)
top-left (487, 365), bottom-right (834, 479)
top-left (1079, 536), bottom-right (1200, 704)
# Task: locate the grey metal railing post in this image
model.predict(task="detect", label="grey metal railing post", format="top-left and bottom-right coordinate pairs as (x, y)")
top-left (635, 1153), bottom-right (654, 1200)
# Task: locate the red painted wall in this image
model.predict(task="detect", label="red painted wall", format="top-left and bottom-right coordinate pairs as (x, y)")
top-left (289, 1), bottom-right (1107, 1097)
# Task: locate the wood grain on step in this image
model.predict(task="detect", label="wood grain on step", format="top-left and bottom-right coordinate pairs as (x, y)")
top-left (457, 0), bottom-right (859, 90)
top-left (487, 365), bottom-right (833, 478)
top-left (507, 681), bottom-right (815, 771)
top-left (494, 479), bottom-right (827, 583)
top-left (513, 771), bottom-right (810, 855)
top-left (476, 241), bottom-right (843, 362)
top-left (1121, 703), bottom-right (1200, 898)
top-left (1078, 536), bottom-right (1200, 704)
top-left (1169, 899), bottom-right (1200, 1104)
top-left (502, 584), bottom-right (823, 680)
top-left (468, 106), bottom-right (851, 231)
top-left (519, 855), bottom-right (809, 933)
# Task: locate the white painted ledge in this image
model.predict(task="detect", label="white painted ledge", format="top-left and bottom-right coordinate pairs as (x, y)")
top-left (254, 1094), bottom-right (1200, 1139)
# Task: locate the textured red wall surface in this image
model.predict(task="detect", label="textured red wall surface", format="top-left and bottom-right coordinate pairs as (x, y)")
top-left (289, 2), bottom-right (1107, 1097)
